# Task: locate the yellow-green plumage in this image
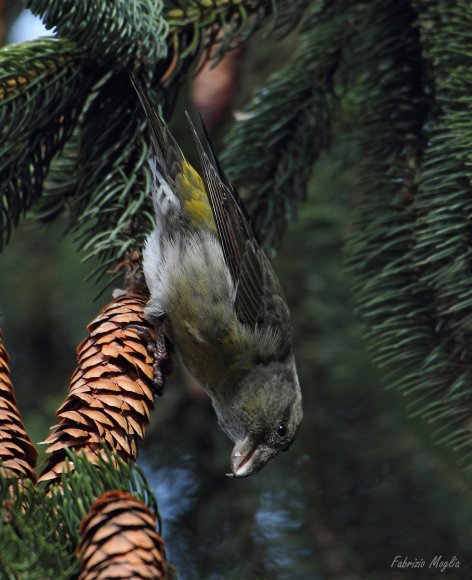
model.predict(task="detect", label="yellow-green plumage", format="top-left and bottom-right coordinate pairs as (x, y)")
top-left (166, 265), bottom-right (277, 389)
top-left (176, 161), bottom-right (216, 231)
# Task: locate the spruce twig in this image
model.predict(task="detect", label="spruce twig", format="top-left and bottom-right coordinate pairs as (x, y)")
top-left (25, 0), bottom-right (169, 71)
top-left (222, 0), bottom-right (342, 244)
top-left (0, 38), bottom-right (92, 249)
top-left (347, 0), bottom-right (472, 472)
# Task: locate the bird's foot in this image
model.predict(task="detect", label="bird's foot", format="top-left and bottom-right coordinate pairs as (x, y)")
top-left (131, 323), bottom-right (173, 397)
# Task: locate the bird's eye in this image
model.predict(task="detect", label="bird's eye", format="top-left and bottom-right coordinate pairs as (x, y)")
top-left (276, 423), bottom-right (288, 438)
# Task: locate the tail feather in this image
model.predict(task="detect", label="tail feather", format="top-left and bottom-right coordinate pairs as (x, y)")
top-left (132, 76), bottom-right (217, 234)
top-left (130, 75), bottom-right (183, 180)
top-left (130, 74), bottom-right (182, 222)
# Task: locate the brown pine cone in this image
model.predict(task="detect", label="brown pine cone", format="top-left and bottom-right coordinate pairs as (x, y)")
top-left (39, 292), bottom-right (168, 484)
top-left (77, 490), bottom-right (167, 579)
top-left (0, 329), bottom-right (37, 481)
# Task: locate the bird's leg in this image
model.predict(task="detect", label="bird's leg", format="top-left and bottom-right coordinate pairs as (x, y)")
top-left (131, 321), bottom-right (173, 397)
top-left (153, 324), bottom-right (176, 394)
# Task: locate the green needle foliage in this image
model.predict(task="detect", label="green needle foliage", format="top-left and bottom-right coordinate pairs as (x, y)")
top-left (345, 0), bottom-right (472, 472)
top-left (345, 0), bottom-right (429, 412)
top-left (0, 39), bottom-right (92, 249)
top-left (0, 451), bottom-right (161, 578)
top-left (222, 0), bottom-right (342, 244)
top-left (166, 0), bottom-right (310, 59)
top-left (71, 74), bottom-right (156, 282)
top-left (1, 477), bottom-right (78, 579)
top-left (50, 449), bottom-right (162, 544)
top-left (26, 0), bottom-right (169, 70)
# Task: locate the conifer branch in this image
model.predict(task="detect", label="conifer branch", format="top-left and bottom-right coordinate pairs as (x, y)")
top-left (0, 38), bottom-right (92, 249)
top-left (47, 450), bottom-right (162, 547)
top-left (222, 1), bottom-right (341, 244)
top-left (26, 0), bottom-right (169, 71)
top-left (1, 451), bottom-right (163, 577)
top-left (405, 0), bottom-right (472, 463)
top-left (72, 76), bottom-right (156, 279)
top-left (345, 0), bottom-right (428, 397)
top-left (166, 0), bottom-right (310, 65)
top-left (344, 0), bottom-right (472, 471)
top-left (0, 479), bottom-right (79, 578)
top-left (37, 128), bottom-right (80, 223)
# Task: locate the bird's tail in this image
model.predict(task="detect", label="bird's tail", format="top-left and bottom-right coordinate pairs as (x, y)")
top-left (130, 75), bottom-right (183, 223)
top-left (131, 75), bottom-right (216, 235)
top-left (130, 75), bottom-right (184, 183)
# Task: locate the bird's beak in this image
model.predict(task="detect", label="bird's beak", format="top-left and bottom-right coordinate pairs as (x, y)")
top-left (229, 436), bottom-right (278, 478)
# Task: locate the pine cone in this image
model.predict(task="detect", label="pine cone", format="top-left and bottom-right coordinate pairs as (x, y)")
top-left (77, 490), bottom-right (167, 579)
top-left (39, 293), bottom-right (168, 484)
top-left (0, 329), bottom-right (38, 481)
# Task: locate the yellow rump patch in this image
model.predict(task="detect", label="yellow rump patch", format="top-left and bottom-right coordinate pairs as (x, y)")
top-left (176, 161), bottom-right (216, 230)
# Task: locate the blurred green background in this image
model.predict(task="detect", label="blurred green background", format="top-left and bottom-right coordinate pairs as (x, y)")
top-left (1, 6), bottom-right (472, 579)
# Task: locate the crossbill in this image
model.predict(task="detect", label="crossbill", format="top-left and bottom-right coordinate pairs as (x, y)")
top-left (132, 77), bottom-right (302, 477)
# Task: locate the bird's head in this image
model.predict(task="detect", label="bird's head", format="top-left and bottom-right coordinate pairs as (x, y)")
top-left (212, 355), bottom-right (303, 477)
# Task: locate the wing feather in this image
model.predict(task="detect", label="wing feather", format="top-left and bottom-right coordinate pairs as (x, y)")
top-left (186, 113), bottom-right (291, 350)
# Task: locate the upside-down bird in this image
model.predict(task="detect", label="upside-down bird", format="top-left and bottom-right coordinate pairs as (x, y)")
top-left (132, 77), bottom-right (303, 477)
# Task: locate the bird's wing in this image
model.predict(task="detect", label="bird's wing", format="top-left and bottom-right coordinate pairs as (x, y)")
top-left (187, 114), bottom-right (291, 348)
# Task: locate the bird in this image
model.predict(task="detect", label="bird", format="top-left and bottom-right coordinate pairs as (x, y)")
top-left (131, 77), bottom-right (303, 477)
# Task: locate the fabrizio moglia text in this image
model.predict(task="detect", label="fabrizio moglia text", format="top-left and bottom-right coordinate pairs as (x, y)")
top-left (391, 555), bottom-right (460, 572)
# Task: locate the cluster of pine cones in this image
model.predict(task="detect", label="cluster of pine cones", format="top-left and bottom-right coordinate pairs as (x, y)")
top-left (1, 292), bottom-right (170, 578)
